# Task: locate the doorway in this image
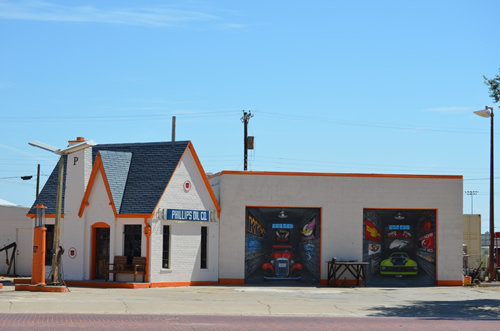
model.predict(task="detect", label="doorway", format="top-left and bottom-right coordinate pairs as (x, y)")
top-left (91, 222), bottom-right (110, 280)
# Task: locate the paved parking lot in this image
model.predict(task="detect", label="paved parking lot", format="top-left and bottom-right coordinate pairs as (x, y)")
top-left (1, 279), bottom-right (499, 319)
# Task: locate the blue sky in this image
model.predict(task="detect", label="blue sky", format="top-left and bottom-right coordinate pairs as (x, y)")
top-left (0, 1), bottom-right (499, 233)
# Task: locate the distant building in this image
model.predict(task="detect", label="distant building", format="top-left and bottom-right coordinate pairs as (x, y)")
top-left (0, 202), bottom-right (33, 276)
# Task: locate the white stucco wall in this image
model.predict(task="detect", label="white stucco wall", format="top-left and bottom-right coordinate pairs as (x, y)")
top-left (215, 172), bottom-right (463, 284)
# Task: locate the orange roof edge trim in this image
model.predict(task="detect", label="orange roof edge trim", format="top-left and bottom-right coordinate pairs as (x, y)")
top-left (188, 142), bottom-right (221, 214)
top-left (219, 170), bottom-right (462, 180)
top-left (117, 214), bottom-right (154, 219)
top-left (151, 142), bottom-right (221, 217)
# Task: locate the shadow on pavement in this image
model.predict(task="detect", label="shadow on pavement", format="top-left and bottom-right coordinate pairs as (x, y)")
top-left (368, 299), bottom-right (500, 320)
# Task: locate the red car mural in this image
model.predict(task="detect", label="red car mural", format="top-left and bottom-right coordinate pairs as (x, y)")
top-left (262, 244), bottom-right (303, 280)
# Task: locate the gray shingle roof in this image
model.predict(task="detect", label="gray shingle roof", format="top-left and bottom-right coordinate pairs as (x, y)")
top-left (99, 150), bottom-right (132, 214)
top-left (28, 141), bottom-right (190, 216)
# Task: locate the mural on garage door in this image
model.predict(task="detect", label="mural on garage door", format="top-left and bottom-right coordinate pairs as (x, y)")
top-left (363, 209), bottom-right (436, 286)
top-left (245, 207), bottom-right (321, 284)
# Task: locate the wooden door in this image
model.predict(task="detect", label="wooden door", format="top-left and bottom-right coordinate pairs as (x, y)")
top-left (94, 228), bottom-right (110, 279)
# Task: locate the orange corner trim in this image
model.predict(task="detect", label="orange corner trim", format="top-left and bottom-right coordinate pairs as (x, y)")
top-left (436, 280), bottom-right (463, 286)
top-left (218, 278), bottom-right (245, 285)
top-left (219, 170), bottom-right (462, 180)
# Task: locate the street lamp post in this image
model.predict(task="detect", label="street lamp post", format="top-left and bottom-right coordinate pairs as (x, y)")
top-left (29, 139), bottom-right (96, 284)
top-left (465, 190), bottom-right (479, 213)
top-left (473, 106), bottom-right (495, 281)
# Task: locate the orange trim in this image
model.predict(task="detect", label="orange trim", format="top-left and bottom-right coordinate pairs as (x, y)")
top-left (62, 280), bottom-right (219, 289)
top-left (150, 145), bottom-right (186, 216)
top-left (117, 214), bottom-right (153, 219)
top-left (90, 222), bottom-right (110, 280)
top-left (79, 153), bottom-right (118, 218)
top-left (151, 142), bottom-right (221, 218)
top-left (65, 280), bottom-right (151, 289)
top-left (68, 137), bottom-right (85, 144)
top-left (187, 142), bottom-right (221, 217)
top-left (218, 278), bottom-right (245, 285)
top-left (436, 280), bottom-right (462, 286)
top-left (365, 207), bottom-right (439, 211)
top-left (144, 218), bottom-right (151, 283)
top-left (320, 279), bottom-right (365, 286)
top-left (150, 281), bottom-right (219, 288)
top-left (15, 284), bottom-right (68, 292)
top-left (13, 278), bottom-right (31, 284)
top-left (220, 170), bottom-right (462, 180)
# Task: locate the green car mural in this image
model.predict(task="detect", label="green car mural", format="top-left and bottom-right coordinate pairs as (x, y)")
top-left (380, 252), bottom-right (418, 275)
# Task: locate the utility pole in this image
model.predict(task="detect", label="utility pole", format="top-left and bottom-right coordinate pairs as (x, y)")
top-left (241, 110), bottom-right (253, 171)
top-left (36, 164), bottom-right (40, 198)
top-left (172, 116), bottom-right (176, 142)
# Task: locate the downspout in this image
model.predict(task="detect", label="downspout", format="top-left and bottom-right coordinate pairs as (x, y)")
top-left (143, 217), bottom-right (151, 284)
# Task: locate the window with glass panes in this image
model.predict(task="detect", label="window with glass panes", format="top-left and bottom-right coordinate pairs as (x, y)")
top-left (124, 225), bottom-right (142, 264)
top-left (162, 225), bottom-right (170, 268)
top-left (201, 226), bottom-right (208, 269)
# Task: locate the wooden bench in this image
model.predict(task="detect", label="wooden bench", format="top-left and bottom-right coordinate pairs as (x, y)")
top-left (105, 256), bottom-right (146, 282)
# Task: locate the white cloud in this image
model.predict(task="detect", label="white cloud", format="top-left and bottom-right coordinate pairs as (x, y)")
top-left (0, 1), bottom-right (219, 27)
top-left (422, 106), bottom-right (474, 113)
top-left (221, 23), bottom-right (245, 29)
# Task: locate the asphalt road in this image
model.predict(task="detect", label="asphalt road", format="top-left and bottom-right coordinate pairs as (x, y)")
top-left (0, 314), bottom-right (499, 330)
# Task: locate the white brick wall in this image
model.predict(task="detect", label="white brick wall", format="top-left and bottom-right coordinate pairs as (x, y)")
top-left (150, 148), bottom-right (219, 283)
top-left (60, 145), bottom-right (219, 283)
top-left (61, 146), bottom-right (92, 280)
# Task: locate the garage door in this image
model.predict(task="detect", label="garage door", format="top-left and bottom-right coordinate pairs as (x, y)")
top-left (245, 207), bottom-right (321, 285)
top-left (363, 209), bottom-right (436, 286)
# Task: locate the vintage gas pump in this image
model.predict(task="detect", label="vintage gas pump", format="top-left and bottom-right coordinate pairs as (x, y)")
top-left (31, 204), bottom-right (47, 285)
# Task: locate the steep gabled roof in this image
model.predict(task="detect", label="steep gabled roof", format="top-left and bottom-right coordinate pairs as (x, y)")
top-left (29, 141), bottom-right (192, 216)
top-left (99, 150), bottom-right (132, 214)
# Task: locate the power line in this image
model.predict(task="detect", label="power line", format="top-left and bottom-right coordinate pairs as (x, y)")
top-left (258, 111), bottom-right (488, 135)
top-left (0, 110), bottom-right (242, 123)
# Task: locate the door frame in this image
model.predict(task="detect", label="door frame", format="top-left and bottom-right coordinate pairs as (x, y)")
top-left (90, 222), bottom-right (110, 280)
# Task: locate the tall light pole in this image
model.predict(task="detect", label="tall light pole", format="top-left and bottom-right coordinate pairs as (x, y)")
top-left (473, 106), bottom-right (495, 281)
top-left (465, 190), bottom-right (479, 213)
top-left (29, 139), bottom-right (97, 284)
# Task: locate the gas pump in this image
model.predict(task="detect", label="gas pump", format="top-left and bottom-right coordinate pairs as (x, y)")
top-left (31, 204), bottom-right (47, 285)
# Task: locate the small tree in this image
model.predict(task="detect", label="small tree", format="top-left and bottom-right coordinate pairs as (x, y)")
top-left (484, 69), bottom-right (500, 103)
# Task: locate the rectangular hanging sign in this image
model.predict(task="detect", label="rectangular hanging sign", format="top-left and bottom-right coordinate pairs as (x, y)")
top-left (166, 209), bottom-right (210, 221)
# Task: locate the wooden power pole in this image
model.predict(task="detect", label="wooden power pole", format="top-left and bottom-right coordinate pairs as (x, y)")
top-left (241, 110), bottom-right (254, 171)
